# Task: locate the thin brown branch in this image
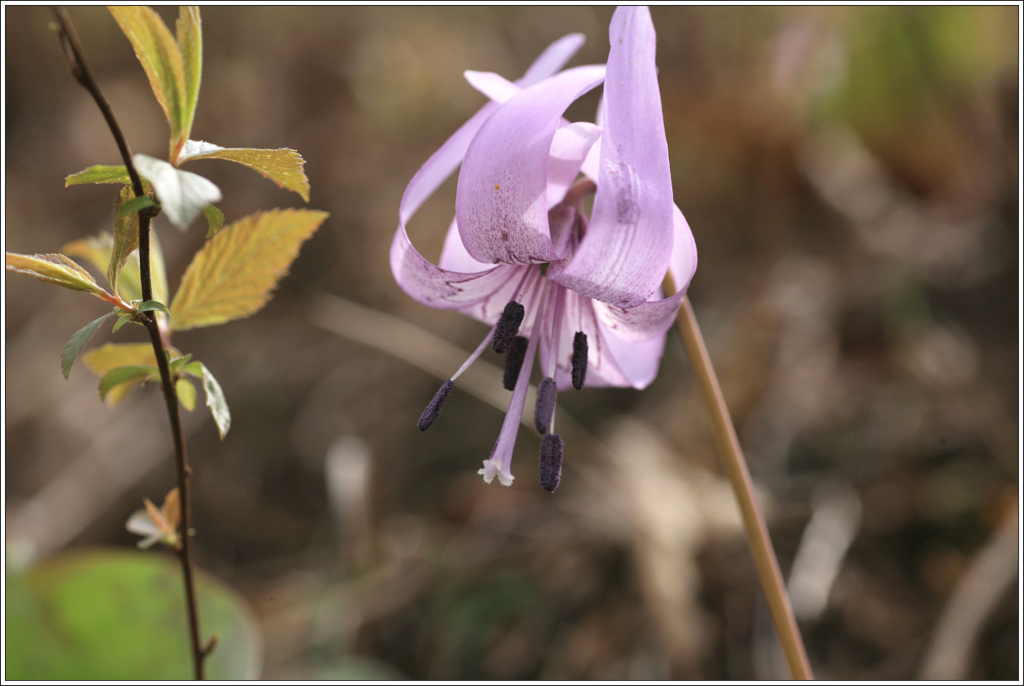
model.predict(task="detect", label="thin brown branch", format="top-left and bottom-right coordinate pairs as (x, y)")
top-left (51, 7), bottom-right (207, 679)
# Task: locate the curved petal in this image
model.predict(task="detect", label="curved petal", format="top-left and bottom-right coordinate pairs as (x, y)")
top-left (551, 6), bottom-right (674, 309)
top-left (591, 204), bottom-right (697, 340)
top-left (393, 35), bottom-right (589, 312)
top-left (456, 65), bottom-right (606, 266)
top-left (440, 217), bottom-right (492, 273)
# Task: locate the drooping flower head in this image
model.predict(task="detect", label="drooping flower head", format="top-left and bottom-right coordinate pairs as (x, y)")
top-left (391, 7), bottom-right (697, 491)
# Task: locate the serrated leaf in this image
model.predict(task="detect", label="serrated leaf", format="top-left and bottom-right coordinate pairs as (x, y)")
top-left (64, 233), bottom-right (151, 303)
top-left (134, 154), bottom-right (221, 230)
top-left (61, 312), bottom-right (116, 379)
top-left (176, 7), bottom-right (202, 145)
top-left (65, 165), bottom-right (131, 187)
top-left (198, 363), bottom-right (230, 438)
top-left (202, 204), bottom-right (225, 238)
top-left (109, 6), bottom-right (188, 151)
top-left (62, 234), bottom-right (112, 277)
top-left (178, 140), bottom-right (310, 201)
top-left (176, 377), bottom-right (197, 411)
top-left (83, 343), bottom-right (179, 406)
top-left (6, 253), bottom-right (112, 299)
top-left (116, 195), bottom-right (158, 219)
top-left (109, 186), bottom-right (142, 294)
top-left (137, 300), bottom-right (170, 315)
top-left (99, 365), bottom-right (160, 401)
top-left (170, 209), bottom-right (328, 331)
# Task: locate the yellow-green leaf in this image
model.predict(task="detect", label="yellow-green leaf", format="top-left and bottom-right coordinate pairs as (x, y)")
top-left (170, 209), bottom-right (328, 331)
top-left (6, 253), bottom-right (111, 299)
top-left (176, 377), bottom-right (197, 411)
top-left (66, 165), bottom-right (131, 187)
top-left (176, 6), bottom-right (202, 142)
top-left (178, 141), bottom-right (310, 202)
top-left (83, 343), bottom-right (180, 406)
top-left (108, 6), bottom-right (188, 149)
top-left (99, 365), bottom-right (160, 402)
top-left (62, 312), bottom-right (117, 379)
top-left (109, 186), bottom-right (142, 294)
top-left (62, 234), bottom-right (113, 277)
top-left (202, 204), bottom-right (225, 238)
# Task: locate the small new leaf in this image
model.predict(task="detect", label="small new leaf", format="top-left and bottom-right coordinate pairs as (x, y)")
top-left (133, 154), bottom-right (222, 230)
top-left (61, 312), bottom-right (117, 379)
top-left (65, 165), bottom-right (132, 187)
top-left (99, 365), bottom-right (160, 402)
top-left (6, 253), bottom-right (111, 299)
top-left (178, 140), bottom-right (310, 201)
top-left (116, 195), bottom-right (159, 219)
top-left (202, 204), bottom-right (225, 238)
top-left (170, 209), bottom-right (328, 330)
top-left (137, 300), bottom-right (171, 316)
top-left (176, 377), bottom-right (197, 411)
top-left (198, 363), bottom-right (230, 439)
top-left (109, 187), bottom-right (142, 294)
top-left (83, 342), bottom-right (178, 406)
top-left (108, 6), bottom-right (188, 151)
top-left (112, 313), bottom-right (136, 333)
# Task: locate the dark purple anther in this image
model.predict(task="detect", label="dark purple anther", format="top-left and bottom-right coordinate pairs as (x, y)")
top-left (539, 433), bottom-right (564, 492)
top-left (534, 377), bottom-right (557, 434)
top-left (418, 379), bottom-right (454, 431)
top-left (571, 331), bottom-right (588, 390)
top-left (492, 301), bottom-right (525, 353)
top-left (503, 336), bottom-right (529, 391)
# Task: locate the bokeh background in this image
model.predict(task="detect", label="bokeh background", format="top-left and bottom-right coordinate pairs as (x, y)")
top-left (4, 5), bottom-right (1019, 680)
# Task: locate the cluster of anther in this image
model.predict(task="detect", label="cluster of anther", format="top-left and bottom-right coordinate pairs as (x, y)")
top-left (417, 298), bottom-right (589, 493)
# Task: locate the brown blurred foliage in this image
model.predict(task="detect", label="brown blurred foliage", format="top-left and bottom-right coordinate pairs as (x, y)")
top-left (4, 6), bottom-right (1018, 679)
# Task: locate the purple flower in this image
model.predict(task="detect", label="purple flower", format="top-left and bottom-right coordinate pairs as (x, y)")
top-left (391, 7), bottom-right (697, 490)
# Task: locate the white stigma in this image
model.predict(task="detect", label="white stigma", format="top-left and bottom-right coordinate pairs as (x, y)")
top-left (478, 458), bottom-right (514, 487)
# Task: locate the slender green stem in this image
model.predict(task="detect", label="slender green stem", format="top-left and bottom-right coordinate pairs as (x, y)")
top-left (52, 7), bottom-right (207, 679)
top-left (675, 294), bottom-right (813, 680)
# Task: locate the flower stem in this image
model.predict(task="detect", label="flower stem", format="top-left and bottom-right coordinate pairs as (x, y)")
top-left (675, 295), bottom-right (813, 680)
top-left (52, 7), bottom-right (208, 679)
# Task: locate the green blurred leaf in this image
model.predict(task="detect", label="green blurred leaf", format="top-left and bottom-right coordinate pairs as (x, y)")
top-left (134, 154), bottom-right (222, 230)
top-left (6, 252), bottom-right (112, 300)
top-left (176, 7), bottom-right (203, 143)
top-left (83, 343), bottom-right (176, 406)
top-left (63, 233), bottom-right (147, 303)
top-left (198, 363), bottom-right (230, 439)
top-left (109, 6), bottom-right (188, 150)
top-left (202, 204), bottom-right (225, 238)
top-left (170, 209), bottom-right (328, 331)
top-left (168, 353), bottom-right (193, 376)
top-left (61, 312), bottom-right (116, 379)
top-left (176, 377), bottom-right (197, 411)
top-left (112, 313), bottom-right (136, 334)
top-left (150, 230), bottom-right (171, 306)
top-left (110, 186), bottom-right (143, 294)
top-left (179, 140), bottom-right (310, 201)
top-left (65, 165), bottom-right (131, 187)
top-left (99, 365), bottom-right (160, 401)
top-left (116, 195), bottom-right (159, 219)
top-left (5, 549), bottom-right (261, 679)
top-left (137, 300), bottom-right (170, 316)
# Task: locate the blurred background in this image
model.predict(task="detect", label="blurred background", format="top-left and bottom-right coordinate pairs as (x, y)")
top-left (4, 5), bottom-right (1018, 680)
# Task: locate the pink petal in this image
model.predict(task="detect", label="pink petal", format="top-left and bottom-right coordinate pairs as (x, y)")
top-left (456, 65), bottom-right (606, 266)
top-left (393, 35), bottom-right (587, 311)
top-left (551, 6), bottom-right (674, 309)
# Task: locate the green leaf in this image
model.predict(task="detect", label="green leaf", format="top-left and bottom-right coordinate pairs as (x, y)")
top-left (6, 253), bottom-right (112, 299)
top-left (202, 204), bottom-right (225, 238)
top-left (111, 313), bottom-right (135, 334)
top-left (61, 312), bottom-right (116, 379)
top-left (176, 7), bottom-right (202, 143)
top-left (108, 7), bottom-right (188, 150)
top-left (170, 209), bottom-right (328, 331)
top-left (168, 353), bottom-right (193, 376)
top-left (176, 377), bottom-right (197, 411)
top-left (198, 363), bottom-right (230, 439)
top-left (178, 140), bottom-right (310, 201)
top-left (150, 231), bottom-right (170, 306)
top-left (137, 300), bottom-right (170, 316)
top-left (83, 343), bottom-right (178, 407)
top-left (183, 360), bottom-right (204, 378)
top-left (134, 154), bottom-right (221, 230)
top-left (109, 186), bottom-right (142, 294)
top-left (115, 195), bottom-right (159, 219)
top-left (5, 549), bottom-right (262, 679)
top-left (98, 365), bottom-right (160, 402)
top-left (65, 165), bottom-right (131, 187)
